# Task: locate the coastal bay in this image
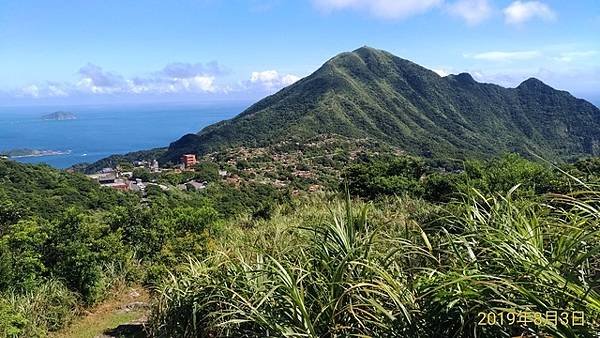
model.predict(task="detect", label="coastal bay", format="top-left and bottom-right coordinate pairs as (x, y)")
top-left (0, 103), bottom-right (245, 168)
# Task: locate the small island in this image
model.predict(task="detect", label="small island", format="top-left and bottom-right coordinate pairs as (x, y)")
top-left (5, 149), bottom-right (72, 158)
top-left (41, 111), bottom-right (77, 120)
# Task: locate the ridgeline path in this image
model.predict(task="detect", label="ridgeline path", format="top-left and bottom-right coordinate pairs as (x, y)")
top-left (51, 286), bottom-right (150, 338)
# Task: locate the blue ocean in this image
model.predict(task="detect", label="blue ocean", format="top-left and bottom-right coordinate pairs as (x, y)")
top-left (0, 103), bottom-right (247, 168)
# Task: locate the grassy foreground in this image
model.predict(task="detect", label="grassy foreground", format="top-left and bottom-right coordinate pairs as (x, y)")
top-left (149, 189), bottom-right (600, 337)
top-left (3, 154), bottom-right (600, 337)
top-left (50, 286), bottom-right (148, 338)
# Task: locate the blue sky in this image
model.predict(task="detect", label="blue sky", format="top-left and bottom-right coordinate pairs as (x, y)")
top-left (0, 0), bottom-right (599, 105)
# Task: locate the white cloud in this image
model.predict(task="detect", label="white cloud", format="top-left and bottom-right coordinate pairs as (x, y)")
top-left (19, 85), bottom-right (40, 98)
top-left (468, 48), bottom-right (600, 64)
top-left (13, 63), bottom-right (300, 99)
top-left (313, 0), bottom-right (443, 19)
top-left (503, 1), bottom-right (556, 24)
top-left (77, 63), bottom-right (126, 94)
top-left (251, 70), bottom-right (280, 84)
top-left (433, 68), bottom-right (450, 77)
top-left (469, 50), bottom-right (542, 62)
top-left (250, 70), bottom-right (300, 91)
top-left (159, 61), bottom-right (225, 79)
top-left (470, 70), bottom-right (523, 87)
top-left (46, 84), bottom-right (69, 97)
top-left (470, 68), bottom-right (600, 97)
top-left (447, 0), bottom-right (492, 25)
top-left (554, 51), bottom-right (598, 63)
top-left (124, 76), bottom-right (217, 94)
top-left (74, 62), bottom-right (222, 96)
top-left (281, 74), bottom-right (301, 86)
top-left (16, 82), bottom-right (70, 98)
top-left (175, 76), bottom-right (217, 92)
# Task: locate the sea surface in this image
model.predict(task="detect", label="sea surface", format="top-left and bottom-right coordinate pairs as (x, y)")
top-left (0, 103), bottom-right (247, 168)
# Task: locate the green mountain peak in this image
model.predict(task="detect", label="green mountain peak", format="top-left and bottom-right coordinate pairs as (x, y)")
top-left (157, 47), bottom-right (600, 163)
top-left (87, 47), bottom-right (600, 169)
top-left (517, 77), bottom-right (555, 91)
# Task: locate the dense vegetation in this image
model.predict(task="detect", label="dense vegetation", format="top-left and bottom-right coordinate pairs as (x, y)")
top-left (159, 47), bottom-right (600, 164)
top-left (144, 154), bottom-right (600, 337)
top-left (2, 153), bottom-right (600, 336)
top-left (0, 160), bottom-right (137, 336)
top-left (0, 159), bottom-right (286, 336)
top-left (344, 153), bottom-right (573, 201)
top-left (151, 193), bottom-right (600, 337)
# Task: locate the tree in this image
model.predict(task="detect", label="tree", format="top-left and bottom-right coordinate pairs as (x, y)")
top-left (133, 168), bottom-right (152, 182)
top-left (0, 218), bottom-right (48, 291)
top-left (459, 154), bottom-right (561, 196)
top-left (344, 156), bottom-right (426, 199)
top-left (0, 200), bottom-right (23, 236)
top-left (194, 161), bottom-right (220, 182)
top-left (45, 210), bottom-right (128, 304)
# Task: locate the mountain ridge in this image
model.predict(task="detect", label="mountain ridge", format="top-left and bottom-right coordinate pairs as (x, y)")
top-left (158, 46), bottom-right (600, 164)
top-left (84, 46), bottom-right (600, 171)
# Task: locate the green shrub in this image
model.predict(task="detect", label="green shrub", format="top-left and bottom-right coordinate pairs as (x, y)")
top-left (45, 210), bottom-right (129, 304)
top-left (193, 161), bottom-right (220, 182)
top-left (0, 218), bottom-right (48, 291)
top-left (0, 298), bottom-right (27, 338)
top-left (344, 155), bottom-right (426, 199)
top-left (346, 154), bottom-right (573, 202)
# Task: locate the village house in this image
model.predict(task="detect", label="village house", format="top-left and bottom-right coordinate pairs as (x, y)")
top-left (128, 178), bottom-right (146, 192)
top-left (87, 172), bottom-right (129, 191)
top-left (177, 180), bottom-right (207, 191)
top-left (120, 171), bottom-right (134, 178)
top-left (103, 181), bottom-right (129, 191)
top-left (181, 154), bottom-right (198, 169)
top-left (88, 172), bottom-right (117, 184)
top-left (150, 159), bottom-right (160, 172)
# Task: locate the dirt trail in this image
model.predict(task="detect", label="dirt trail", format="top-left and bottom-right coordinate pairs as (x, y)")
top-left (51, 286), bottom-right (150, 338)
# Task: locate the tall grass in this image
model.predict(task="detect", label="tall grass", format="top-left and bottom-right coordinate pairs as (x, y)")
top-left (150, 189), bottom-right (600, 337)
top-left (0, 258), bottom-right (139, 338)
top-left (1, 280), bottom-right (79, 337)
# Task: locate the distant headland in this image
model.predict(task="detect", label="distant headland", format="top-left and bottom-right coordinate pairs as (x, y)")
top-left (3, 149), bottom-right (72, 158)
top-left (41, 111), bottom-right (77, 120)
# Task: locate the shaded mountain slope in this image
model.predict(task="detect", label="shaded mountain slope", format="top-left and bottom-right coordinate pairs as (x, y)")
top-left (161, 47), bottom-right (600, 163)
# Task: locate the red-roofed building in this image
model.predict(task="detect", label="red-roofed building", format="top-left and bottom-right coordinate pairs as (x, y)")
top-left (181, 154), bottom-right (198, 169)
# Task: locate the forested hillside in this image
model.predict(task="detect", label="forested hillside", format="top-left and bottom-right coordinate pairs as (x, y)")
top-left (161, 47), bottom-right (600, 163)
top-left (2, 154), bottom-right (600, 336)
top-left (0, 158), bottom-right (285, 336)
